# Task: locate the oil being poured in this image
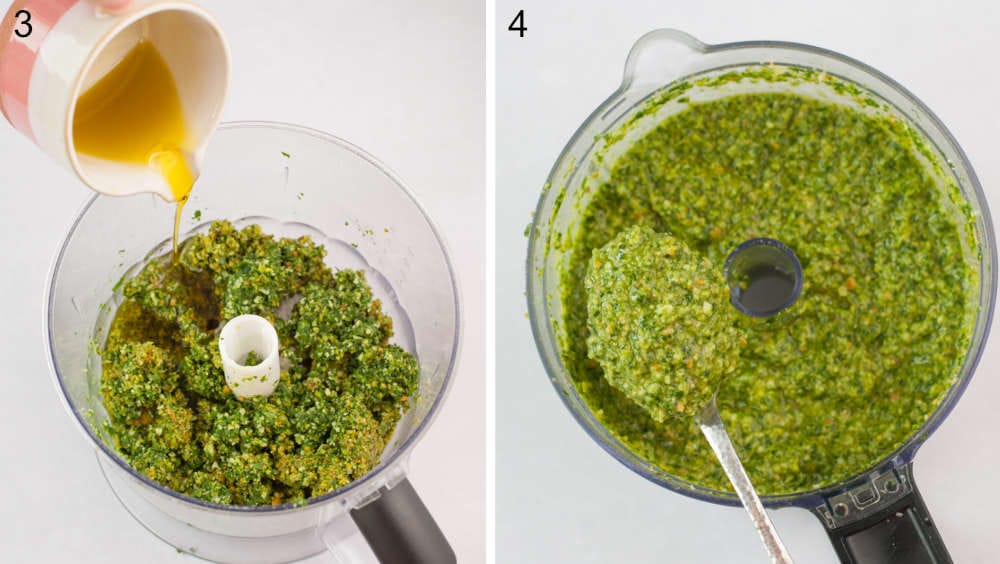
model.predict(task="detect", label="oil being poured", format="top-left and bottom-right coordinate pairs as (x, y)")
top-left (72, 40), bottom-right (196, 256)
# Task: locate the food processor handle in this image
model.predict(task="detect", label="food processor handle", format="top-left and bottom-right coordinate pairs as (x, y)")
top-left (349, 477), bottom-right (456, 564)
top-left (822, 466), bottom-right (951, 564)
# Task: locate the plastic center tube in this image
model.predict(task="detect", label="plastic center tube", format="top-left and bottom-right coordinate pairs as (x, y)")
top-left (218, 314), bottom-right (281, 398)
top-left (724, 238), bottom-right (803, 318)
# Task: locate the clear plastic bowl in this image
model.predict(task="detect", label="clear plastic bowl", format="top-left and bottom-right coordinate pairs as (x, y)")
top-left (46, 122), bottom-right (461, 563)
top-left (527, 29), bottom-right (995, 560)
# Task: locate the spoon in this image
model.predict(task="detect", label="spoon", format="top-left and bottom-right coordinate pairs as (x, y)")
top-left (697, 397), bottom-right (793, 563)
top-left (586, 229), bottom-right (803, 563)
top-left (692, 237), bottom-right (804, 563)
top-left (695, 238), bottom-right (802, 563)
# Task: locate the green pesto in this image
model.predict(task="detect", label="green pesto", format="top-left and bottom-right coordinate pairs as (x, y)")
top-left (242, 350), bottom-right (263, 366)
top-left (101, 221), bottom-right (418, 506)
top-left (586, 226), bottom-right (745, 421)
top-left (559, 92), bottom-right (976, 495)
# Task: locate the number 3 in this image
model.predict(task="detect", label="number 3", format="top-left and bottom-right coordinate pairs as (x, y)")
top-left (14, 9), bottom-right (32, 38)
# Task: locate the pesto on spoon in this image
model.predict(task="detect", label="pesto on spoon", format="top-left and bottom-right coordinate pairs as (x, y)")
top-left (585, 225), bottom-right (744, 420)
top-left (586, 225), bottom-right (793, 563)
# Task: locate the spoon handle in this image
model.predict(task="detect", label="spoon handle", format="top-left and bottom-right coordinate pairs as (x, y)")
top-left (698, 400), bottom-right (794, 564)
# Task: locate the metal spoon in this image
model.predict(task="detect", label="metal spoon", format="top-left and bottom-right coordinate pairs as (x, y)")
top-left (695, 237), bottom-right (803, 563)
top-left (697, 397), bottom-right (793, 563)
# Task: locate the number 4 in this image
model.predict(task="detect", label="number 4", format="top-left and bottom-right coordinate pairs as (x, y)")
top-left (508, 10), bottom-right (526, 38)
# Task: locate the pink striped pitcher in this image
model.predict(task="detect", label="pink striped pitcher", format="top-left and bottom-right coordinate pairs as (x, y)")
top-left (0, 0), bottom-right (228, 199)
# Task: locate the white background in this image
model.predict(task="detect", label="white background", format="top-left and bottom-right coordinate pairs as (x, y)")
top-left (496, 0), bottom-right (1000, 562)
top-left (0, 0), bottom-right (484, 562)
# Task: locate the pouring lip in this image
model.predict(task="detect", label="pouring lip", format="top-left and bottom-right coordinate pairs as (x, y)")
top-left (526, 29), bottom-right (998, 509)
top-left (44, 120), bottom-right (464, 513)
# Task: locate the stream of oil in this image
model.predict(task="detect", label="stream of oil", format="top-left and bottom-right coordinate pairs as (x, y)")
top-left (72, 40), bottom-right (195, 257)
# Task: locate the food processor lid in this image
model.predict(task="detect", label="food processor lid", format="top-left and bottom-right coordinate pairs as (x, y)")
top-left (45, 121), bottom-right (464, 513)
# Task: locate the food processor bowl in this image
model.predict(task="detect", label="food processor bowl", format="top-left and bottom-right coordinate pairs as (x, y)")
top-left (527, 29), bottom-right (995, 563)
top-left (46, 122), bottom-right (461, 563)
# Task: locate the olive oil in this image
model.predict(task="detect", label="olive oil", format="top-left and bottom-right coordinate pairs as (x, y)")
top-left (72, 41), bottom-right (195, 255)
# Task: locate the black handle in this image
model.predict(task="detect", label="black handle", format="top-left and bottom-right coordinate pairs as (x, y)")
top-left (349, 477), bottom-right (456, 564)
top-left (821, 466), bottom-right (951, 564)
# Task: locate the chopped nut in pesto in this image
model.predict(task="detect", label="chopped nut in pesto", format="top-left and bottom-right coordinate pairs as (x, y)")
top-left (586, 226), bottom-right (744, 422)
top-left (559, 92), bottom-right (976, 495)
top-left (101, 220), bottom-right (418, 506)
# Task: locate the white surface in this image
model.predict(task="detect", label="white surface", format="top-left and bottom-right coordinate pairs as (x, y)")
top-left (496, 1), bottom-right (1000, 563)
top-left (0, 0), bottom-right (484, 562)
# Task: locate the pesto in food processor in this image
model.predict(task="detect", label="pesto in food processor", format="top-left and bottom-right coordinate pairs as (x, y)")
top-left (559, 92), bottom-right (976, 495)
top-left (101, 221), bottom-right (418, 506)
top-left (586, 225), bottom-right (744, 422)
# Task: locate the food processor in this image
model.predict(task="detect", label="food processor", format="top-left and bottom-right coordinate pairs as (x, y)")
top-left (527, 29), bottom-right (995, 563)
top-left (46, 122), bottom-right (461, 563)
